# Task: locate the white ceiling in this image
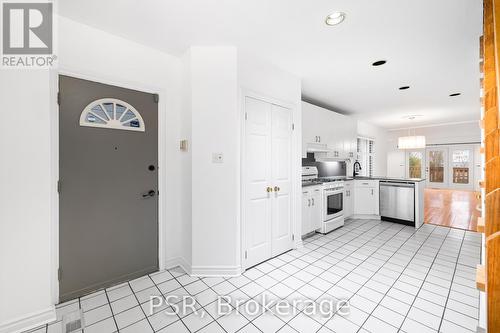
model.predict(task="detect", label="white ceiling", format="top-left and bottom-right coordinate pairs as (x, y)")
top-left (58, 0), bottom-right (483, 129)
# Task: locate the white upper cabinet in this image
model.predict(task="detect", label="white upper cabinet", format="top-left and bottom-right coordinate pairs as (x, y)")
top-left (301, 101), bottom-right (357, 158)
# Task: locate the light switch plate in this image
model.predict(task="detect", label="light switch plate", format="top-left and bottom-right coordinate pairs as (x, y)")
top-left (212, 153), bottom-right (223, 163)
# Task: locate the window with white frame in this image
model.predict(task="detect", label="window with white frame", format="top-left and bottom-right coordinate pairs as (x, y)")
top-left (357, 137), bottom-right (375, 177)
top-left (79, 98), bottom-right (145, 132)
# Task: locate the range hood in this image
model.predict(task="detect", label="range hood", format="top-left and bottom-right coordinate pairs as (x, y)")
top-left (306, 143), bottom-right (330, 153)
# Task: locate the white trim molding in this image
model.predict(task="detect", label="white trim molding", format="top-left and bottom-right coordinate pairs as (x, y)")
top-left (0, 307), bottom-right (55, 333)
top-left (190, 265), bottom-right (242, 277)
top-left (164, 257), bottom-right (192, 275)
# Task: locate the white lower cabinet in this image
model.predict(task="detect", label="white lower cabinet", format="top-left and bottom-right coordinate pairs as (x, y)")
top-left (302, 186), bottom-right (322, 236)
top-left (353, 180), bottom-right (379, 216)
top-left (344, 181), bottom-right (354, 218)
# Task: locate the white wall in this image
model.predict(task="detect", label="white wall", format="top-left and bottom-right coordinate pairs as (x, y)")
top-left (0, 70), bottom-right (56, 332)
top-left (386, 122), bottom-right (481, 185)
top-left (0, 17), bottom-right (303, 332)
top-left (180, 51), bottom-right (193, 269)
top-left (387, 121), bottom-right (481, 150)
top-left (188, 47), bottom-right (240, 275)
top-left (184, 48), bottom-right (303, 274)
top-left (1, 16), bottom-right (186, 332)
top-left (357, 120), bottom-right (389, 177)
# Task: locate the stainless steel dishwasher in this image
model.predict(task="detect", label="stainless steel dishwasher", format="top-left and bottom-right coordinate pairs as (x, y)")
top-left (379, 180), bottom-right (415, 225)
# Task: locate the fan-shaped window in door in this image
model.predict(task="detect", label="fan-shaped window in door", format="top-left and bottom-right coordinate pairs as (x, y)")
top-left (79, 98), bottom-right (145, 132)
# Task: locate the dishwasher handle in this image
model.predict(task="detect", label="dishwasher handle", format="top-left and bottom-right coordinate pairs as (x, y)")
top-left (379, 182), bottom-right (415, 188)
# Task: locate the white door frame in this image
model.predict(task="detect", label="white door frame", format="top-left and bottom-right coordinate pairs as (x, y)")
top-left (447, 144), bottom-right (475, 190)
top-left (240, 88), bottom-right (299, 270)
top-left (49, 68), bottom-right (168, 304)
top-left (405, 149), bottom-right (426, 179)
top-left (425, 147), bottom-right (449, 189)
top-left (424, 144), bottom-right (479, 190)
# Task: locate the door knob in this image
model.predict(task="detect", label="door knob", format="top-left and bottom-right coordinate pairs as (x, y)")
top-left (142, 190), bottom-right (156, 198)
top-left (266, 187), bottom-right (273, 193)
top-left (274, 186), bottom-right (280, 192)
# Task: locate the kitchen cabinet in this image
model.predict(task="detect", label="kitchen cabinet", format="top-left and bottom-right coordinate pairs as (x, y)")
top-left (353, 180), bottom-right (379, 216)
top-left (344, 180), bottom-right (354, 218)
top-left (302, 185), bottom-right (322, 235)
top-left (302, 101), bottom-right (357, 158)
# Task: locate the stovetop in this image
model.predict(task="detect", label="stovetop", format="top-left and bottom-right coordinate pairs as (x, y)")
top-left (302, 177), bottom-right (350, 187)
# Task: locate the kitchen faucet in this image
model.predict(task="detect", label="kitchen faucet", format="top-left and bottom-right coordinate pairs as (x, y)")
top-left (353, 161), bottom-right (362, 177)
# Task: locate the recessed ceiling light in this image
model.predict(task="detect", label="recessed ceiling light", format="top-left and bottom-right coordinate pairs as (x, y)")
top-left (325, 12), bottom-right (346, 26)
top-left (399, 86), bottom-right (410, 90)
top-left (449, 93), bottom-right (461, 97)
top-left (402, 115), bottom-right (423, 120)
top-left (372, 60), bottom-right (387, 66)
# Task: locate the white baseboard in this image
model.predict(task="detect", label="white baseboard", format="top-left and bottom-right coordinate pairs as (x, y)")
top-left (0, 306), bottom-right (55, 333)
top-left (164, 256), bottom-right (192, 275)
top-left (190, 265), bottom-right (242, 277)
top-left (165, 257), bottom-right (242, 277)
top-left (351, 214), bottom-right (381, 220)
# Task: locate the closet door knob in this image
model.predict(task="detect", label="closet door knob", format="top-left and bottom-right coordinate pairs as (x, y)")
top-left (266, 187), bottom-right (273, 193)
top-left (274, 186), bottom-right (280, 192)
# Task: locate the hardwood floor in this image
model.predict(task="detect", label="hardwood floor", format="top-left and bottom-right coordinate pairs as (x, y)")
top-left (424, 188), bottom-right (481, 231)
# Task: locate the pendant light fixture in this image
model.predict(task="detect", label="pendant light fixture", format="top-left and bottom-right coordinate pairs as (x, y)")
top-left (398, 116), bottom-right (426, 149)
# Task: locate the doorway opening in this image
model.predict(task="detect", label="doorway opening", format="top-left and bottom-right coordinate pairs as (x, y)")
top-left (420, 144), bottom-right (481, 231)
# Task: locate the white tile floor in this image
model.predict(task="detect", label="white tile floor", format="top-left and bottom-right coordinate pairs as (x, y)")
top-left (25, 219), bottom-right (482, 333)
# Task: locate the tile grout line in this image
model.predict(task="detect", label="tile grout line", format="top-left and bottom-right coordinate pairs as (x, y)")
top-left (125, 281), bottom-right (157, 332)
top-left (277, 220), bottom-right (398, 331)
top-left (228, 219), bottom-right (390, 332)
top-left (297, 221), bottom-right (412, 332)
top-left (346, 224), bottom-right (441, 332)
top-left (103, 288), bottom-right (120, 333)
top-left (396, 226), bottom-right (453, 332)
top-left (43, 219), bottom-right (481, 333)
top-left (229, 220), bottom-right (387, 332)
top-left (437, 230), bottom-right (467, 332)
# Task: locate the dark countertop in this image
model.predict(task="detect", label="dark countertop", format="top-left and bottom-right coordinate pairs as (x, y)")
top-left (301, 181), bottom-right (324, 188)
top-left (302, 176), bottom-right (425, 187)
top-left (353, 176), bottom-right (426, 182)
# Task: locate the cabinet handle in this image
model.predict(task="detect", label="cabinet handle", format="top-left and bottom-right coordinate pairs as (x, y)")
top-left (311, 198), bottom-right (314, 206)
top-left (266, 187), bottom-right (273, 193)
top-left (362, 182), bottom-right (369, 185)
top-left (274, 186), bottom-right (280, 192)
top-left (371, 189), bottom-right (374, 195)
top-left (308, 199), bottom-right (311, 207)
top-left (319, 136), bottom-right (321, 142)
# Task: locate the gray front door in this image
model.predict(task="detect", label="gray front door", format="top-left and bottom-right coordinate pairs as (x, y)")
top-left (59, 75), bottom-right (158, 302)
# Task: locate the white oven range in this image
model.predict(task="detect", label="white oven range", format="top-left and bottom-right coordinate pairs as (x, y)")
top-left (302, 166), bottom-right (345, 234)
top-left (321, 180), bottom-right (344, 233)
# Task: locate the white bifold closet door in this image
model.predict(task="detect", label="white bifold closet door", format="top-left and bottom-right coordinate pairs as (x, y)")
top-left (244, 96), bottom-right (293, 269)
